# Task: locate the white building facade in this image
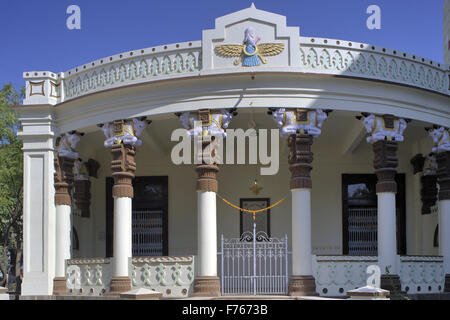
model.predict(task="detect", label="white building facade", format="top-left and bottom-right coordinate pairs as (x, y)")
top-left (16, 4), bottom-right (450, 298)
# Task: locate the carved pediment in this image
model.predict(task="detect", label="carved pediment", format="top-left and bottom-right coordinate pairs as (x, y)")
top-left (202, 4), bottom-right (300, 70)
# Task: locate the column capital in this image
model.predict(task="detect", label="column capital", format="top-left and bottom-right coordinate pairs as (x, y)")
top-left (178, 108), bottom-right (234, 138)
top-left (271, 108), bottom-right (328, 138)
top-left (101, 117), bottom-right (150, 148)
top-left (427, 126), bottom-right (450, 154)
top-left (362, 114), bottom-right (407, 144)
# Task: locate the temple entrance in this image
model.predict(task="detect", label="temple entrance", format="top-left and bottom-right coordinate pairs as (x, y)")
top-left (106, 176), bottom-right (169, 257)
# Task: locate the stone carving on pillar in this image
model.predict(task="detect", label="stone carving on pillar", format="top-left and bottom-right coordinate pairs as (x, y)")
top-left (288, 133), bottom-right (313, 190)
top-left (422, 154), bottom-right (438, 215)
top-left (272, 107), bottom-right (328, 297)
top-left (410, 153), bottom-right (439, 215)
top-left (177, 109), bottom-right (235, 297)
top-left (271, 107), bottom-right (327, 138)
top-left (362, 114), bottom-right (407, 294)
top-left (73, 159), bottom-right (91, 218)
top-left (428, 126), bottom-right (450, 292)
top-left (363, 114), bottom-right (407, 144)
top-left (100, 118), bottom-right (149, 296)
top-left (53, 132), bottom-right (81, 295)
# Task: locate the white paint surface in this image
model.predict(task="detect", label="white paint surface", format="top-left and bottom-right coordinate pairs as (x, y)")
top-left (55, 205), bottom-right (71, 277)
top-left (439, 199), bottom-right (450, 274)
top-left (377, 192), bottom-right (397, 274)
top-left (113, 197), bottom-right (132, 277)
top-left (197, 191), bottom-right (217, 277)
top-left (292, 189), bottom-right (312, 275)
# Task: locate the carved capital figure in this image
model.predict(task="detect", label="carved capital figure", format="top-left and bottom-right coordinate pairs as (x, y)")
top-left (363, 114), bottom-right (407, 144)
top-left (428, 127), bottom-right (450, 154)
top-left (101, 117), bottom-right (148, 148)
top-left (272, 108), bottom-right (327, 138)
top-left (179, 108), bottom-right (233, 138)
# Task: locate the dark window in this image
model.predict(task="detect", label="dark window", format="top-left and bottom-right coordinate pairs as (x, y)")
top-left (342, 174), bottom-right (406, 255)
top-left (239, 198), bottom-right (271, 238)
top-left (106, 176), bottom-right (168, 257)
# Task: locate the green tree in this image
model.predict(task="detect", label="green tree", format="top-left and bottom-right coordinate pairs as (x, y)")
top-left (0, 83), bottom-right (24, 289)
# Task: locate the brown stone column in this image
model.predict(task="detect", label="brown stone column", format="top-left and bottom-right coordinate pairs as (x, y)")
top-left (288, 133), bottom-right (318, 296)
top-left (372, 140), bottom-right (402, 294)
top-left (73, 180), bottom-right (91, 218)
top-left (436, 151), bottom-right (450, 292)
top-left (53, 156), bottom-right (75, 296)
top-left (105, 120), bottom-right (138, 296)
top-left (106, 142), bottom-right (136, 296)
top-left (191, 136), bottom-right (221, 297)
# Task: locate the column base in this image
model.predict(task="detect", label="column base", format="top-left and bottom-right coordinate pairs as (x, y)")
top-left (52, 277), bottom-right (67, 296)
top-left (288, 275), bottom-right (318, 296)
top-left (104, 276), bottom-right (132, 296)
top-left (190, 276), bottom-right (221, 297)
top-left (380, 274), bottom-right (404, 297)
top-left (445, 274), bottom-right (450, 293)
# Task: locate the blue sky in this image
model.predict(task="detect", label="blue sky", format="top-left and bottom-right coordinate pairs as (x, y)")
top-left (0, 0), bottom-right (446, 90)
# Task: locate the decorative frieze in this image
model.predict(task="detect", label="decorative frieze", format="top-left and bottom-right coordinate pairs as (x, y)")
top-left (299, 42), bottom-right (449, 95)
top-left (63, 47), bottom-right (201, 101)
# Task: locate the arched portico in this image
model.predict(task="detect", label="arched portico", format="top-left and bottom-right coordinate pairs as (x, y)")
top-left (16, 4), bottom-right (449, 298)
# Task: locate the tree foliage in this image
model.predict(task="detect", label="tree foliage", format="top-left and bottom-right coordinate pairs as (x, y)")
top-left (0, 83), bottom-right (24, 287)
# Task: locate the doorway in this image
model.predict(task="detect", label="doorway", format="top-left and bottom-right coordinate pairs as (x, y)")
top-left (106, 176), bottom-right (168, 257)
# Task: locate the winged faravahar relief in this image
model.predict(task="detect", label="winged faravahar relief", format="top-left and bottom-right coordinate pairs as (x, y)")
top-left (215, 27), bottom-right (285, 67)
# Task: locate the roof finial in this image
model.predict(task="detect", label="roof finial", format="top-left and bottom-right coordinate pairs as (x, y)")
top-left (251, 2), bottom-right (256, 9)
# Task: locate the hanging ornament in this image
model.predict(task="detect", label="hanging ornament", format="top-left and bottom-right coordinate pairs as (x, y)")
top-left (250, 179), bottom-right (263, 195)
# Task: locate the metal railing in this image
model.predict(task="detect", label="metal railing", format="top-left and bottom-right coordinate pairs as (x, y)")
top-left (219, 223), bottom-right (289, 295)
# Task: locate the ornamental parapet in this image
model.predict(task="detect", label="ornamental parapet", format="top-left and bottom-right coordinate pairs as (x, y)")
top-left (21, 37), bottom-right (449, 105)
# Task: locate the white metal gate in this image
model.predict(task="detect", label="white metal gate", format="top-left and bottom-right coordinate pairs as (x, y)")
top-left (219, 223), bottom-right (288, 295)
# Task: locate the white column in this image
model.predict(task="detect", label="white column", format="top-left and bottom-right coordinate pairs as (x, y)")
top-left (55, 205), bottom-right (71, 277)
top-left (112, 197), bottom-right (132, 277)
top-left (18, 107), bottom-right (56, 296)
top-left (378, 192), bottom-right (398, 274)
top-left (440, 200), bottom-right (450, 275)
top-left (292, 189), bottom-right (312, 275)
top-left (412, 170), bottom-right (423, 254)
top-left (197, 191), bottom-right (217, 277)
